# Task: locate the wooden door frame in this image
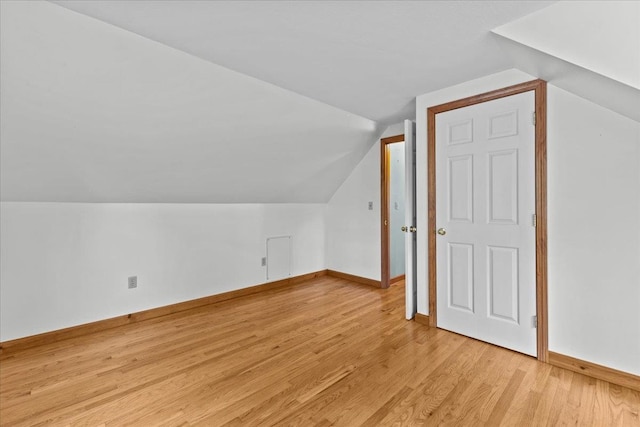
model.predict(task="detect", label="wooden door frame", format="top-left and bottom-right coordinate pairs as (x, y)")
top-left (380, 134), bottom-right (405, 289)
top-left (427, 79), bottom-right (548, 362)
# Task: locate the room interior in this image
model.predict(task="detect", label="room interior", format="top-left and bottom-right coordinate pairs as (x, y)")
top-left (1, 0), bottom-right (639, 424)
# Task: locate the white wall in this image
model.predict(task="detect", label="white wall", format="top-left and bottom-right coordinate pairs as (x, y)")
top-left (0, 202), bottom-right (326, 341)
top-left (415, 69), bottom-right (640, 375)
top-left (326, 123), bottom-right (404, 280)
top-left (547, 86), bottom-right (640, 376)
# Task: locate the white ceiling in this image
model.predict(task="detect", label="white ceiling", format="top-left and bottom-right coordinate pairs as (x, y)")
top-left (52, 0), bottom-right (554, 125)
top-left (1, 0), bottom-right (555, 203)
top-left (493, 1), bottom-right (640, 122)
top-left (1, 1), bottom-right (379, 203)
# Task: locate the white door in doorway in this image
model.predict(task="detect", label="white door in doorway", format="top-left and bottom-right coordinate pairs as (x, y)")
top-left (404, 120), bottom-right (417, 320)
top-left (435, 91), bottom-right (537, 356)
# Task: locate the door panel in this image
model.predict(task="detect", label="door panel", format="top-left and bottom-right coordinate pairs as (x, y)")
top-left (487, 245), bottom-right (519, 323)
top-left (448, 242), bottom-right (474, 312)
top-left (435, 91), bottom-right (536, 356)
top-left (448, 155), bottom-right (474, 223)
top-left (488, 150), bottom-right (518, 224)
top-left (404, 120), bottom-right (417, 320)
top-left (447, 119), bottom-right (474, 145)
top-left (266, 236), bottom-right (291, 281)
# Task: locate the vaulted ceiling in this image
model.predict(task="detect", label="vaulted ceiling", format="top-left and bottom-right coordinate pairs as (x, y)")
top-left (52, 0), bottom-right (553, 125)
top-left (493, 0), bottom-right (640, 122)
top-left (1, 1), bottom-right (554, 203)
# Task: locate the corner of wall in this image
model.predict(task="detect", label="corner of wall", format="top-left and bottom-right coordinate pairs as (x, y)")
top-left (325, 122), bottom-right (405, 281)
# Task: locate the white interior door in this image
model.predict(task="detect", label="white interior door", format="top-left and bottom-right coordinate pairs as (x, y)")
top-left (404, 120), bottom-right (417, 320)
top-left (435, 91), bottom-right (537, 356)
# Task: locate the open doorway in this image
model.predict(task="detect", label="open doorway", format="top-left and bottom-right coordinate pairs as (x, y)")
top-left (380, 134), bottom-right (405, 288)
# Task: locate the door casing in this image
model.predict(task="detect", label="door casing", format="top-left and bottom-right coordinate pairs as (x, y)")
top-left (427, 79), bottom-right (548, 362)
top-left (380, 133), bottom-right (405, 289)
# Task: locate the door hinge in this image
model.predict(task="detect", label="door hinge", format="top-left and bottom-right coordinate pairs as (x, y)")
top-left (532, 315), bottom-right (537, 329)
top-left (532, 214), bottom-right (537, 227)
top-left (532, 112), bottom-right (536, 126)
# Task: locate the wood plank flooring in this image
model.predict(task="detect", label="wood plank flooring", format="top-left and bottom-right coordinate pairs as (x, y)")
top-left (1, 276), bottom-right (638, 426)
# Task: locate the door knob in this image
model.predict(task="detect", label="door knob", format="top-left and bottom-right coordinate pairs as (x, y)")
top-left (437, 228), bottom-right (446, 236)
top-left (410, 226), bottom-right (417, 232)
top-left (401, 226), bottom-right (407, 232)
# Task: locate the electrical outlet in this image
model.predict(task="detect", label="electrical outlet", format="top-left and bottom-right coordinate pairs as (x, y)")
top-left (261, 257), bottom-right (267, 267)
top-left (368, 201), bottom-right (373, 210)
top-left (128, 276), bottom-right (137, 289)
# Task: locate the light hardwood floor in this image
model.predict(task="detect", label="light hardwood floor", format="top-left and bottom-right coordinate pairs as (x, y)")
top-left (1, 276), bottom-right (638, 426)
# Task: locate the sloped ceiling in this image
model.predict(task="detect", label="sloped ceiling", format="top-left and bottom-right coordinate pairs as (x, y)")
top-left (52, 0), bottom-right (553, 125)
top-left (0, 1), bottom-right (380, 203)
top-left (0, 0), bottom-right (554, 203)
top-left (493, 0), bottom-right (640, 122)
